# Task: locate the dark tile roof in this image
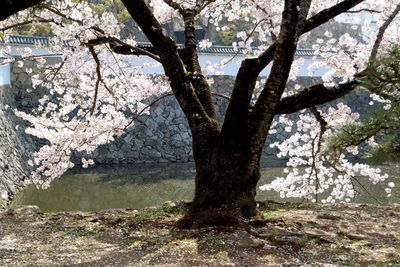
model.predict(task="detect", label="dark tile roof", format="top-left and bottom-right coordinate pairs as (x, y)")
top-left (136, 41), bottom-right (316, 56)
top-left (3, 35), bottom-right (316, 57)
top-left (196, 46), bottom-right (315, 57)
top-left (8, 35), bottom-right (50, 45)
top-left (4, 35), bottom-right (71, 47)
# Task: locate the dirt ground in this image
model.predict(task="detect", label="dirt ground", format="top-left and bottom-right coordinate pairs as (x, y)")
top-left (0, 201), bottom-right (399, 266)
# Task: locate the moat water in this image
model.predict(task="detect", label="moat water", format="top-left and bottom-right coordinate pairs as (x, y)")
top-left (11, 161), bottom-right (400, 212)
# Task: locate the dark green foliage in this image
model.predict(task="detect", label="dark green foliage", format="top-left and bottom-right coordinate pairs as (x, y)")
top-left (11, 0), bottom-right (131, 37)
top-left (364, 45), bottom-right (400, 103)
top-left (11, 23), bottom-right (53, 37)
top-left (214, 17), bottom-right (261, 46)
top-left (327, 45), bottom-right (400, 162)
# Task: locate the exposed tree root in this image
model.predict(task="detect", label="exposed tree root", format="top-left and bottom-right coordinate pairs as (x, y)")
top-left (176, 207), bottom-right (243, 229)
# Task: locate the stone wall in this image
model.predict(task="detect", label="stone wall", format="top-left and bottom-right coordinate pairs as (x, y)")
top-left (83, 76), bottom-right (372, 164)
top-left (0, 60), bottom-right (374, 209)
top-left (9, 61), bottom-right (373, 165)
top-left (0, 85), bottom-right (36, 210)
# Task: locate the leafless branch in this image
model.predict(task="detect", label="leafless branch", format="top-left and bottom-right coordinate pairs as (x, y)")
top-left (248, 0), bottom-right (278, 40)
top-left (112, 38), bottom-right (160, 61)
top-left (88, 46), bottom-right (101, 115)
top-left (221, 19), bottom-right (266, 66)
top-left (370, 3), bottom-right (400, 62)
top-left (163, 0), bottom-right (216, 16)
top-left (42, 5), bottom-right (83, 25)
top-left (212, 92), bottom-right (230, 101)
top-left (325, 159), bottom-right (383, 204)
top-left (40, 4), bottom-right (161, 62)
top-left (0, 53), bottom-right (63, 65)
top-left (345, 8), bottom-right (380, 14)
top-left (124, 92), bottom-right (174, 129)
top-left (276, 80), bottom-right (359, 114)
top-left (309, 106), bottom-right (328, 202)
top-left (104, 46), bottom-right (141, 99)
top-left (51, 56), bottom-right (67, 80)
top-left (123, 91), bottom-right (230, 130)
top-left (0, 19), bottom-right (53, 32)
top-left (163, 0), bottom-right (184, 12)
top-left (85, 36), bottom-right (160, 62)
top-left (195, 0), bottom-right (217, 14)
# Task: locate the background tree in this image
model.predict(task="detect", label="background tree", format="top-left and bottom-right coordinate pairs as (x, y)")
top-left (1, 0), bottom-right (399, 228)
top-left (328, 44), bottom-right (400, 163)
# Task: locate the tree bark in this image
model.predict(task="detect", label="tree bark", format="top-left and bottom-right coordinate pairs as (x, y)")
top-left (177, 133), bottom-right (262, 229)
top-left (0, 0), bottom-right (44, 21)
top-left (121, 0), bottom-right (370, 229)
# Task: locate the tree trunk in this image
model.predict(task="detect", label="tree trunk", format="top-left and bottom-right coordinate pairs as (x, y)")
top-left (204, 22), bottom-right (217, 42)
top-left (177, 134), bottom-right (262, 229)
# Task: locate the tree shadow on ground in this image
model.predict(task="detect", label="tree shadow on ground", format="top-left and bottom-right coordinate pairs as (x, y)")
top-left (1, 202), bottom-right (399, 266)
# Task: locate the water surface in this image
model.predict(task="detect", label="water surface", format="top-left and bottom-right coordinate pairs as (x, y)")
top-left (11, 162), bottom-right (399, 212)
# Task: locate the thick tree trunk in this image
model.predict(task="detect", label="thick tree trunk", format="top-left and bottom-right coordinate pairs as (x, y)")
top-left (177, 135), bottom-right (262, 229)
top-left (122, 0), bottom-right (369, 230)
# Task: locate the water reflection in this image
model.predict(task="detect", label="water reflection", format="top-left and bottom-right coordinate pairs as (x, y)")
top-left (11, 163), bottom-right (399, 212)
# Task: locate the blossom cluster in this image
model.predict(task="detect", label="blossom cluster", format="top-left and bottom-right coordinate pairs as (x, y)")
top-left (261, 103), bottom-right (392, 203)
top-left (0, 0), bottom-right (398, 200)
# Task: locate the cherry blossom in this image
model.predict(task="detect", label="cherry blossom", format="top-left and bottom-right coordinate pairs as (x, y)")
top-left (0, 0), bottom-right (397, 205)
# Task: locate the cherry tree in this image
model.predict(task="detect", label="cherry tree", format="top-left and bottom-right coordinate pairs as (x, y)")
top-left (1, 0), bottom-right (399, 228)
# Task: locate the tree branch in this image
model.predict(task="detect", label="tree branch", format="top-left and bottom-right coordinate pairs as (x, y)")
top-left (123, 92), bottom-right (228, 130)
top-left (121, 0), bottom-right (213, 132)
top-left (276, 80), bottom-right (359, 114)
top-left (247, 0), bottom-right (277, 41)
top-left (0, 0), bottom-right (45, 21)
top-left (88, 46), bottom-right (118, 115)
top-left (369, 3), bottom-right (400, 62)
top-left (256, 0), bottom-right (365, 71)
top-left (212, 92), bottom-right (230, 101)
top-left (42, 5), bottom-right (83, 25)
top-left (179, 8), bottom-right (217, 119)
top-left (308, 106), bottom-right (328, 202)
top-left (85, 36), bottom-right (160, 62)
top-left (124, 92), bottom-right (174, 130)
top-left (345, 8), bottom-right (380, 14)
top-left (248, 0), bottom-right (312, 147)
top-left (221, 0), bottom-right (365, 141)
top-left (88, 46), bottom-right (101, 115)
top-left (163, 0), bottom-right (184, 12)
top-left (50, 56), bottom-right (67, 80)
top-left (0, 18), bottom-right (53, 31)
top-left (194, 0), bottom-right (217, 14)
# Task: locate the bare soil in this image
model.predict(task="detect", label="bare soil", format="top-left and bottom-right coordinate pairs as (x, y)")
top-left (1, 202), bottom-right (399, 266)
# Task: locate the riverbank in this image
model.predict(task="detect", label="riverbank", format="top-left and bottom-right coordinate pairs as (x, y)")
top-left (1, 202), bottom-right (399, 266)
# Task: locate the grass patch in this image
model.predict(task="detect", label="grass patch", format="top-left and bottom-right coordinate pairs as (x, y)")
top-left (351, 240), bottom-right (374, 250)
top-left (199, 232), bottom-right (228, 252)
top-left (300, 234), bottom-right (324, 247)
top-left (133, 202), bottom-right (187, 221)
top-left (259, 209), bottom-right (286, 219)
top-left (60, 230), bottom-right (97, 238)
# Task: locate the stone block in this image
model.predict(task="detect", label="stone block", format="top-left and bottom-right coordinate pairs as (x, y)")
top-left (18, 73), bottom-right (30, 83)
top-left (123, 134), bottom-right (134, 143)
top-left (181, 132), bottom-right (190, 140)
